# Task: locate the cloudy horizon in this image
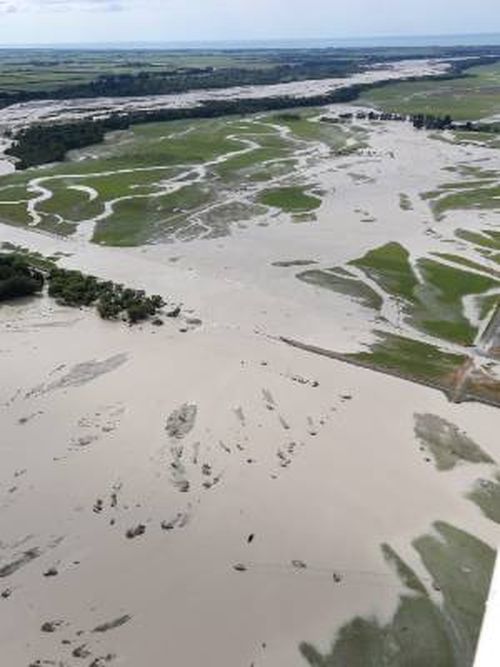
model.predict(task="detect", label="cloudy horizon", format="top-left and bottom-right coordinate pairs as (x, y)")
top-left (0, 0), bottom-right (499, 45)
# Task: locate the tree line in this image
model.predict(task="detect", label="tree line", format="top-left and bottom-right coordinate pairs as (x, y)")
top-left (339, 110), bottom-right (500, 133)
top-left (0, 252), bottom-right (166, 324)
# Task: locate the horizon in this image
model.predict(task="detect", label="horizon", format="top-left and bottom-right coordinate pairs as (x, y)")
top-left (1, 31), bottom-right (500, 50)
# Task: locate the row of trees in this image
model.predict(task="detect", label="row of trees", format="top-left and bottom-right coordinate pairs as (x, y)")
top-left (47, 267), bottom-right (165, 324)
top-left (335, 109), bottom-right (500, 134)
top-left (0, 253), bottom-right (165, 325)
top-left (43, 60), bottom-right (360, 99)
top-left (5, 114), bottom-right (130, 169)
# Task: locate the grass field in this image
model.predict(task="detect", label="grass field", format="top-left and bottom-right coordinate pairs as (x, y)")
top-left (358, 61), bottom-right (500, 120)
top-left (0, 50), bottom-right (278, 94)
top-left (296, 235), bottom-right (500, 398)
top-left (350, 241), bottom-right (500, 345)
top-left (259, 186), bottom-right (321, 213)
top-left (0, 110), bottom-right (365, 245)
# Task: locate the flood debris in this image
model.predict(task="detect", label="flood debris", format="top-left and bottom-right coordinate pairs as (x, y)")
top-left (41, 621), bottom-right (62, 633)
top-left (166, 403), bottom-right (197, 440)
top-left (292, 560), bottom-right (307, 570)
top-left (233, 563), bottom-right (247, 572)
top-left (166, 306), bottom-right (181, 318)
top-left (72, 644), bottom-right (91, 658)
top-left (125, 524), bottom-right (146, 539)
top-left (0, 548), bottom-right (40, 578)
top-left (93, 615), bottom-right (131, 633)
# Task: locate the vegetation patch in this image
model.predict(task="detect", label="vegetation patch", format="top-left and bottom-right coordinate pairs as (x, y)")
top-left (48, 267), bottom-right (164, 323)
top-left (399, 193), bottom-right (413, 211)
top-left (259, 186), bottom-right (321, 213)
top-left (0, 113), bottom-right (360, 245)
top-left (421, 164), bottom-right (500, 221)
top-left (297, 268), bottom-right (382, 310)
top-left (350, 242), bottom-right (418, 302)
top-left (0, 252), bottom-right (44, 301)
top-left (432, 252), bottom-right (500, 279)
top-left (272, 259), bottom-right (318, 268)
top-left (300, 522), bottom-right (495, 667)
top-left (348, 331), bottom-right (467, 386)
top-left (467, 475), bottom-right (500, 524)
top-left (456, 229), bottom-right (500, 253)
top-left (345, 243), bottom-right (499, 346)
top-left (415, 258), bottom-right (499, 345)
top-left (414, 413), bottom-right (494, 471)
top-left (0, 250), bottom-right (165, 324)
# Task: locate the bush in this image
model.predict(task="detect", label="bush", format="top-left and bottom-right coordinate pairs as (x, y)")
top-left (0, 253), bottom-right (44, 301)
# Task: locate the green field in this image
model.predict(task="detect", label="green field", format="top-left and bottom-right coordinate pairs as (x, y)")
top-left (358, 61), bottom-right (500, 120)
top-left (0, 50), bottom-right (279, 94)
top-left (347, 241), bottom-right (500, 346)
top-left (296, 237), bottom-right (500, 400)
top-left (259, 186), bottom-right (321, 213)
top-left (0, 110), bottom-right (365, 245)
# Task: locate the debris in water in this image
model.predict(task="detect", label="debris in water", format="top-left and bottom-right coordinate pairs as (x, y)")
top-left (125, 524), bottom-right (146, 539)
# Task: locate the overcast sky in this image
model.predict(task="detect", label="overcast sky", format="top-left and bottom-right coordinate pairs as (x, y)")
top-left (0, 0), bottom-right (499, 45)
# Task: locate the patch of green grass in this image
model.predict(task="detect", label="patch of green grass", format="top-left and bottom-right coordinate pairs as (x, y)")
top-left (456, 229), bottom-right (500, 252)
top-left (432, 252), bottom-right (500, 278)
top-left (92, 183), bottom-right (212, 246)
top-left (37, 183), bottom-right (99, 222)
top-left (300, 597), bottom-right (451, 667)
top-left (297, 268), bottom-right (383, 310)
top-left (0, 183), bottom-right (33, 201)
top-left (0, 111), bottom-right (364, 244)
top-left (272, 111), bottom-right (367, 151)
top-left (349, 331), bottom-right (466, 384)
top-left (432, 184), bottom-right (500, 219)
top-left (415, 258), bottom-right (499, 345)
top-left (259, 186), bottom-right (321, 213)
top-left (349, 242), bottom-right (418, 302)
top-left (301, 240), bottom-right (499, 348)
top-left (381, 543), bottom-right (428, 595)
top-left (215, 146), bottom-right (289, 178)
top-left (414, 413), bottom-right (494, 471)
top-left (0, 202), bottom-right (34, 227)
top-left (467, 475), bottom-right (500, 524)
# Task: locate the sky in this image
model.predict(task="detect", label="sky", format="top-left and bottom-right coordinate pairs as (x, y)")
top-left (0, 0), bottom-right (499, 46)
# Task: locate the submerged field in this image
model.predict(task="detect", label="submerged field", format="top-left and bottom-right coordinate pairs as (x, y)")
top-left (0, 111), bottom-right (365, 245)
